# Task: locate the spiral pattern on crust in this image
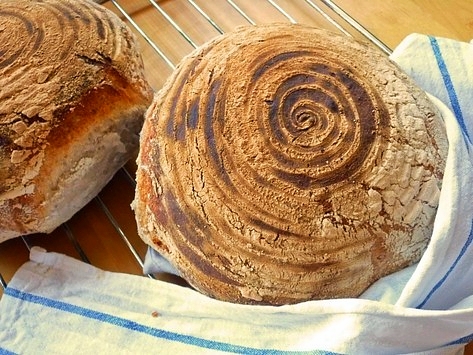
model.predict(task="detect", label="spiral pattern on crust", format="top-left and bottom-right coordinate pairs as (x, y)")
top-left (0, 0), bottom-right (147, 191)
top-left (0, 0), bottom-right (137, 115)
top-left (139, 24), bottom-right (446, 304)
top-left (0, 1), bottom-right (110, 69)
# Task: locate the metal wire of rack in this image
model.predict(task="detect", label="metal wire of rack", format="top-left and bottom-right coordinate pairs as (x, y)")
top-left (0, 0), bottom-right (391, 295)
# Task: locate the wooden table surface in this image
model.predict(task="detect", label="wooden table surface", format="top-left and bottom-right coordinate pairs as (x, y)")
top-left (1, 0), bottom-right (472, 352)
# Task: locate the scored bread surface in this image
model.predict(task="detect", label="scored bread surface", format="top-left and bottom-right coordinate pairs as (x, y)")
top-left (0, 0), bottom-right (153, 242)
top-left (134, 24), bottom-right (448, 305)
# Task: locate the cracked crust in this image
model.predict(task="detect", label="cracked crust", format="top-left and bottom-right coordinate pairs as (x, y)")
top-left (134, 24), bottom-right (448, 305)
top-left (0, 0), bottom-right (153, 241)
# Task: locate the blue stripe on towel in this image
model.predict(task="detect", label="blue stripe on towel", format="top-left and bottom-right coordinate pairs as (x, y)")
top-left (0, 348), bottom-right (17, 355)
top-left (3, 287), bottom-right (340, 355)
top-left (417, 218), bottom-right (473, 308)
top-left (428, 36), bottom-right (471, 143)
top-left (448, 332), bottom-right (473, 346)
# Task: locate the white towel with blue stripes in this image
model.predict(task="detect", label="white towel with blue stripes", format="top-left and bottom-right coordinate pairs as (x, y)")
top-left (1, 34), bottom-right (472, 355)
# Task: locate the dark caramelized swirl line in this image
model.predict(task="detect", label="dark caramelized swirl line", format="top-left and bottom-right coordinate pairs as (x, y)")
top-left (0, 10), bottom-right (42, 69)
top-left (161, 71), bottom-right (286, 264)
top-left (43, 2), bottom-right (80, 61)
top-left (165, 43), bottom-right (215, 139)
top-left (158, 30), bottom-right (392, 277)
top-left (163, 190), bottom-right (240, 286)
top-left (244, 50), bottom-right (390, 189)
top-left (41, 1), bottom-right (118, 60)
top-left (0, 1), bottom-right (119, 71)
top-left (144, 24), bottom-right (447, 304)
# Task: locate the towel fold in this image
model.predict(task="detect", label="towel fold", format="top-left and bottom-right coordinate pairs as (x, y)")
top-left (1, 34), bottom-right (472, 355)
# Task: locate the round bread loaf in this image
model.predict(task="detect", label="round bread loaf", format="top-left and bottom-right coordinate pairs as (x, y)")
top-left (134, 24), bottom-right (448, 305)
top-left (0, 0), bottom-right (153, 242)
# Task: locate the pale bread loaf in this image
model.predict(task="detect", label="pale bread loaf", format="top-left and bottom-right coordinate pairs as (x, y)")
top-left (134, 24), bottom-right (448, 305)
top-left (0, 0), bottom-right (153, 242)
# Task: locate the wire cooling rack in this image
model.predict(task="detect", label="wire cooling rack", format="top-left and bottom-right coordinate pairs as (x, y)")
top-left (0, 0), bottom-right (391, 296)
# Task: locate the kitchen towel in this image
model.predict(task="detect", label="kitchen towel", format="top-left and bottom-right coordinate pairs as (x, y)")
top-left (0, 34), bottom-right (472, 355)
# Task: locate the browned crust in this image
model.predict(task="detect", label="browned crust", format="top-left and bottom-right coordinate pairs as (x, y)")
top-left (3, 69), bottom-right (150, 235)
top-left (0, 0), bottom-right (153, 240)
top-left (135, 23), bottom-right (448, 305)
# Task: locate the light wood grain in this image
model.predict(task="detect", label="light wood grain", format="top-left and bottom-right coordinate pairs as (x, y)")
top-left (333, 0), bottom-right (473, 48)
